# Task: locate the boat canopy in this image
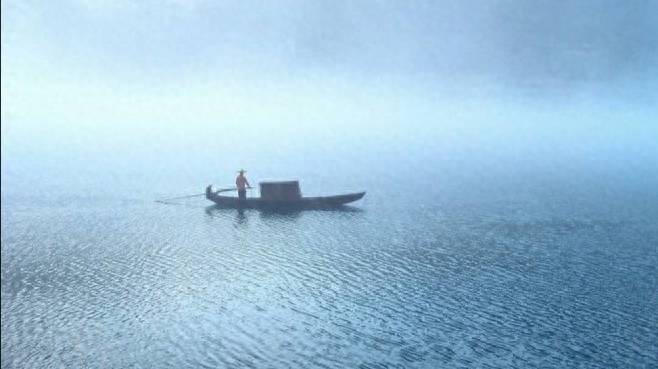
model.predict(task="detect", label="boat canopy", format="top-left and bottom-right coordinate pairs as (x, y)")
top-left (259, 181), bottom-right (301, 202)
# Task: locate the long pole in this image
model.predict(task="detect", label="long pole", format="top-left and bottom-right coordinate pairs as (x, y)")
top-left (156, 193), bottom-right (205, 202)
top-left (155, 187), bottom-right (251, 203)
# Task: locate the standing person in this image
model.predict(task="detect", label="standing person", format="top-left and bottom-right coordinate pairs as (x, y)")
top-left (235, 169), bottom-right (251, 201)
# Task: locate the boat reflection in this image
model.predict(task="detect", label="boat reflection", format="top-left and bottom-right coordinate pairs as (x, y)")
top-left (204, 204), bottom-right (363, 225)
top-left (205, 205), bottom-right (244, 220)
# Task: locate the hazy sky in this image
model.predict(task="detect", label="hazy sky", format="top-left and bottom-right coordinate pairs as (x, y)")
top-left (1, 0), bottom-right (657, 154)
top-left (1, 0), bottom-right (657, 196)
top-left (3, 0), bottom-right (657, 93)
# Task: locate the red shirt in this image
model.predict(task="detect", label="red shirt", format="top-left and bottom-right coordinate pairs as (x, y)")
top-left (236, 175), bottom-right (250, 190)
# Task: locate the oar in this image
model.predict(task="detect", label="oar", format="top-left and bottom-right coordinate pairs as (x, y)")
top-left (155, 187), bottom-right (250, 203)
top-left (156, 193), bottom-right (205, 202)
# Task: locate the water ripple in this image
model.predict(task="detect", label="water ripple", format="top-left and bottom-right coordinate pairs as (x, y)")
top-left (2, 202), bottom-right (657, 368)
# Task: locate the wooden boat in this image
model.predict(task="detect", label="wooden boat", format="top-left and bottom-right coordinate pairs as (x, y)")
top-left (205, 181), bottom-right (365, 209)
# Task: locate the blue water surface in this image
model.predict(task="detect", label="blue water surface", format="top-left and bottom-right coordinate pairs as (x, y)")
top-left (2, 111), bottom-right (658, 369)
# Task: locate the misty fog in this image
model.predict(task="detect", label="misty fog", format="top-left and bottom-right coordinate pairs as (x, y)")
top-left (2, 0), bottom-right (657, 199)
top-left (3, 3), bottom-right (658, 368)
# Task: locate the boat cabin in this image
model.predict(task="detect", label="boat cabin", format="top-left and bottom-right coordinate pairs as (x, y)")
top-left (259, 181), bottom-right (302, 202)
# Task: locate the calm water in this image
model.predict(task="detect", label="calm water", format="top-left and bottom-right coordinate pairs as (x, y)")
top-left (2, 110), bottom-right (658, 368)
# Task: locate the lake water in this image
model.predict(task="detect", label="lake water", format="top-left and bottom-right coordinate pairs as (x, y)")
top-left (2, 98), bottom-right (658, 368)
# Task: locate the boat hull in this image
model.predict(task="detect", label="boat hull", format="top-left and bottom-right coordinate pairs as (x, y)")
top-left (205, 186), bottom-right (365, 210)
